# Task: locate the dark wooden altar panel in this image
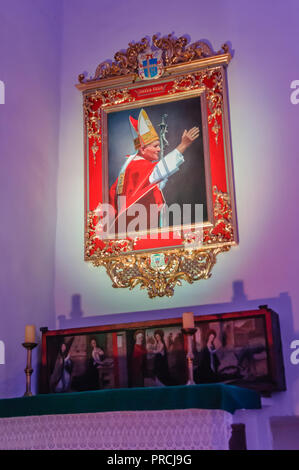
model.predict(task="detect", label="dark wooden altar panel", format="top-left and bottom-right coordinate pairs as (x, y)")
top-left (40, 307), bottom-right (285, 395)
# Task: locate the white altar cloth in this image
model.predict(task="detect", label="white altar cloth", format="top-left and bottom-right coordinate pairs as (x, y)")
top-left (0, 408), bottom-right (232, 450)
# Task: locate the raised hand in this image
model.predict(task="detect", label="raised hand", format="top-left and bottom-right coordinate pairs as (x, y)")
top-left (177, 127), bottom-right (200, 154)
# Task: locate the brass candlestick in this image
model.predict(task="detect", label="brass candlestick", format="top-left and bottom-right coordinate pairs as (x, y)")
top-left (22, 342), bottom-right (38, 396)
top-left (182, 328), bottom-right (197, 385)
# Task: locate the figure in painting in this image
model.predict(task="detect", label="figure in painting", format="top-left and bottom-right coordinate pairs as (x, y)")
top-left (130, 330), bottom-right (147, 387)
top-left (90, 337), bottom-right (105, 365)
top-left (50, 341), bottom-right (73, 393)
top-left (151, 329), bottom-right (172, 386)
top-left (195, 329), bottom-right (220, 384)
top-left (166, 330), bottom-right (187, 385)
top-left (87, 337), bottom-right (114, 389)
top-left (109, 108), bottom-right (199, 232)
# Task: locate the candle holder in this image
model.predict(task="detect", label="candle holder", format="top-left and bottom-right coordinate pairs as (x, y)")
top-left (22, 342), bottom-right (38, 396)
top-left (182, 328), bottom-right (197, 385)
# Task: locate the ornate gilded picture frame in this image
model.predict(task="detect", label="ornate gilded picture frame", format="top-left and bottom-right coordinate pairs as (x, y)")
top-left (76, 34), bottom-right (238, 297)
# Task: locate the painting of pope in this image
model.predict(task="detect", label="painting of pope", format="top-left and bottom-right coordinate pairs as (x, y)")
top-left (107, 96), bottom-right (208, 236)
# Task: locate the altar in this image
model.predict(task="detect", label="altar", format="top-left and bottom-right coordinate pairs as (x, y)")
top-left (0, 384), bottom-right (260, 450)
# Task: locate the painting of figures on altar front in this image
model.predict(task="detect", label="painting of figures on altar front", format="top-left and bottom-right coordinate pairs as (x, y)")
top-left (41, 308), bottom-right (285, 394)
top-left (127, 326), bottom-right (187, 388)
top-left (193, 317), bottom-right (269, 389)
top-left (45, 326), bottom-right (188, 393)
top-left (46, 332), bottom-right (128, 393)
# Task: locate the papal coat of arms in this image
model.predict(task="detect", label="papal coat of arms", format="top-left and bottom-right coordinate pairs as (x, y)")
top-left (150, 253), bottom-right (166, 269)
top-left (138, 49), bottom-right (164, 80)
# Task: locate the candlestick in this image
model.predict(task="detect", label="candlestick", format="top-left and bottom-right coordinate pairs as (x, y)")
top-left (182, 312), bottom-right (195, 329)
top-left (25, 325), bottom-right (36, 343)
top-left (182, 327), bottom-right (197, 385)
top-left (22, 342), bottom-right (37, 396)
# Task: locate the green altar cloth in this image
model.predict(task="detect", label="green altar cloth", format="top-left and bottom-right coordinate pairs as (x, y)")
top-left (0, 384), bottom-right (261, 418)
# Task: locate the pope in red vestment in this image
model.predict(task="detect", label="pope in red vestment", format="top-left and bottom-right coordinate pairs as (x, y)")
top-left (109, 108), bottom-right (199, 234)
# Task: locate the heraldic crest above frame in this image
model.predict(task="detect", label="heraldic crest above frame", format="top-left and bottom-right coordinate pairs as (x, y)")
top-left (76, 33), bottom-right (238, 298)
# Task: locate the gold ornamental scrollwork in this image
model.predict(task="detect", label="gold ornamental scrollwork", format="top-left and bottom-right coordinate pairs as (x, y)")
top-left (152, 34), bottom-right (215, 66)
top-left (93, 88), bottom-right (134, 107)
top-left (84, 94), bottom-right (101, 164)
top-left (203, 186), bottom-right (234, 245)
top-left (92, 247), bottom-right (229, 299)
top-left (94, 37), bottom-right (149, 81)
top-left (84, 88), bottom-right (134, 163)
top-left (78, 34), bottom-right (229, 83)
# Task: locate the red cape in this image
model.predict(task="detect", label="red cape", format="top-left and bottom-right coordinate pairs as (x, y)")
top-left (109, 158), bottom-right (164, 220)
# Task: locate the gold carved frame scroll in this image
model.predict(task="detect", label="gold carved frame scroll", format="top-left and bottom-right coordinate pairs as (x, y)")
top-left (77, 34), bottom-right (238, 298)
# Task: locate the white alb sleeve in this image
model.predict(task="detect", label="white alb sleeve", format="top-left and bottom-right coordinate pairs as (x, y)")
top-left (149, 149), bottom-right (184, 184)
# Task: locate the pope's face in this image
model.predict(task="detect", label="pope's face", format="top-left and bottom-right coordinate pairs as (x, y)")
top-left (140, 140), bottom-right (160, 161)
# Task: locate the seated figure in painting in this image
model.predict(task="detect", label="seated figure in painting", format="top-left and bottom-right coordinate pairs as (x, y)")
top-left (87, 337), bottom-right (114, 390)
top-left (109, 108), bottom-right (199, 233)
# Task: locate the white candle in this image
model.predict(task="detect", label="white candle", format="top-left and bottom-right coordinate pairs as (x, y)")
top-left (25, 325), bottom-right (36, 343)
top-left (182, 312), bottom-right (195, 329)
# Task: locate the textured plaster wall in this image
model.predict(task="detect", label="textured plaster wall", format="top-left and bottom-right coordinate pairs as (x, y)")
top-left (0, 0), bottom-right (62, 397)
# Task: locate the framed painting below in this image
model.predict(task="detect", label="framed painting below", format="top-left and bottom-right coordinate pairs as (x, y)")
top-left (40, 307), bottom-right (285, 395)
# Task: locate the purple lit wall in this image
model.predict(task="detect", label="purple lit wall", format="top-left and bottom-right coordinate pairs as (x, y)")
top-left (0, 0), bottom-right (62, 396)
top-left (0, 0), bottom-right (299, 450)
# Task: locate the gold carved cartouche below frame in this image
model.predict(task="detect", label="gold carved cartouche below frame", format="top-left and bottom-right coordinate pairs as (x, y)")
top-left (94, 247), bottom-right (230, 299)
top-left (80, 34), bottom-right (237, 298)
